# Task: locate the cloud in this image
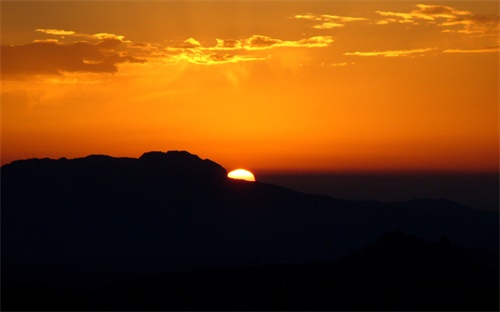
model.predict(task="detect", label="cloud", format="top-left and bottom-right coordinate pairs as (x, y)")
top-left (202, 35), bottom-right (333, 51)
top-left (36, 28), bottom-right (130, 42)
top-left (158, 35), bottom-right (334, 65)
top-left (3, 27), bottom-right (335, 78)
top-left (376, 11), bottom-right (432, 22)
top-left (293, 13), bottom-right (367, 29)
top-left (92, 33), bottom-right (126, 41)
top-left (36, 28), bottom-right (76, 36)
top-left (376, 4), bottom-right (468, 22)
top-left (1, 40), bottom-right (146, 78)
top-left (292, 36), bottom-right (335, 48)
top-left (344, 48), bottom-right (435, 57)
top-left (443, 47), bottom-right (499, 53)
top-left (318, 61), bottom-right (355, 68)
top-left (2, 29), bottom-right (151, 79)
top-left (243, 35), bottom-right (334, 50)
top-left (414, 4), bottom-right (469, 18)
top-left (313, 22), bottom-right (344, 29)
top-left (165, 50), bottom-right (267, 65)
top-left (375, 4), bottom-right (499, 36)
top-left (330, 62), bottom-right (353, 67)
top-left (211, 38), bottom-right (243, 51)
top-left (440, 14), bottom-right (499, 35)
top-left (33, 39), bottom-right (59, 43)
top-left (168, 38), bottom-right (202, 50)
top-left (245, 35), bottom-right (283, 49)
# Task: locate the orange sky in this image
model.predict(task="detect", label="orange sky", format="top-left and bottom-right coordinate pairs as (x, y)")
top-left (1, 1), bottom-right (498, 173)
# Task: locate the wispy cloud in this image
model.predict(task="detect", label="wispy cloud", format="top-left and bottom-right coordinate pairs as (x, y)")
top-left (375, 4), bottom-right (499, 36)
top-left (293, 13), bottom-right (367, 29)
top-left (165, 50), bottom-right (267, 65)
top-left (443, 47), bottom-right (499, 53)
top-left (320, 62), bottom-right (354, 68)
top-left (35, 28), bottom-right (129, 42)
top-left (344, 48), bottom-right (435, 57)
top-left (243, 35), bottom-right (334, 50)
top-left (202, 35), bottom-right (334, 51)
top-left (36, 28), bottom-right (76, 36)
top-left (215, 38), bottom-right (243, 50)
top-left (376, 4), bottom-right (469, 23)
top-left (92, 33), bottom-right (126, 41)
top-left (33, 39), bottom-right (60, 43)
top-left (160, 35), bottom-right (334, 65)
top-left (330, 62), bottom-right (352, 67)
top-left (440, 14), bottom-right (500, 35)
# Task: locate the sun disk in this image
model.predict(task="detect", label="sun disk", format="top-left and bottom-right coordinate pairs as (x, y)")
top-left (228, 169), bottom-right (256, 182)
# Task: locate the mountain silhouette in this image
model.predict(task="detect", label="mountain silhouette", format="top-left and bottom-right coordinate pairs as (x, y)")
top-left (2, 151), bottom-right (498, 310)
top-left (94, 231), bottom-right (499, 311)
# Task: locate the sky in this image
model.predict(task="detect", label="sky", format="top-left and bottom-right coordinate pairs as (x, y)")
top-left (1, 1), bottom-right (499, 173)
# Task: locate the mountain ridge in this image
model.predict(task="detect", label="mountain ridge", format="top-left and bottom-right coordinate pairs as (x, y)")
top-left (2, 150), bottom-right (488, 210)
top-left (2, 150), bottom-right (498, 310)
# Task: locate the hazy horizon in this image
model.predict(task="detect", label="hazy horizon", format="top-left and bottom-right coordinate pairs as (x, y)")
top-left (2, 150), bottom-right (498, 212)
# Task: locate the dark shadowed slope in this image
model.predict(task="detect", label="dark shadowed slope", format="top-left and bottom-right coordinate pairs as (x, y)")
top-left (2, 151), bottom-right (498, 310)
top-left (3, 231), bottom-right (498, 311)
top-left (92, 231), bottom-right (499, 311)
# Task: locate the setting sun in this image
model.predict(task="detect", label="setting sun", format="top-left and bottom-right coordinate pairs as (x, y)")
top-left (228, 169), bottom-right (256, 182)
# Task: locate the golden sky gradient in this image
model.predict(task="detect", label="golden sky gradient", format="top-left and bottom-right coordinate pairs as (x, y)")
top-left (1, 1), bottom-right (498, 173)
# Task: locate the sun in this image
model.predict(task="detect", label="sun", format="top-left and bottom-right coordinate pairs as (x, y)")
top-left (227, 169), bottom-right (256, 182)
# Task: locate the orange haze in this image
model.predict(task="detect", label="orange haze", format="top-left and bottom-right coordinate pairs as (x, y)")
top-left (1, 1), bottom-right (498, 173)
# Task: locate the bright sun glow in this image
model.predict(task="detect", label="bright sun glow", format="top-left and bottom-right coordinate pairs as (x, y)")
top-left (227, 169), bottom-right (256, 182)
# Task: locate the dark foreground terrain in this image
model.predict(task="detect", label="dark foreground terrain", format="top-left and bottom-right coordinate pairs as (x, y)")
top-left (4, 231), bottom-right (498, 311)
top-left (2, 151), bottom-right (498, 310)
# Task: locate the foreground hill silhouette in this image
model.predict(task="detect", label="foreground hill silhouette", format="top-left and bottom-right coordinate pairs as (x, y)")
top-left (2, 151), bottom-right (499, 310)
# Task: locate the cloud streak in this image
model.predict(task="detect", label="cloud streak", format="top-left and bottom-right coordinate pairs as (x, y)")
top-left (36, 28), bottom-right (76, 36)
top-left (443, 47), bottom-right (499, 53)
top-left (166, 51), bottom-right (267, 65)
top-left (344, 48), bottom-right (435, 57)
top-left (35, 28), bottom-right (129, 43)
top-left (293, 13), bottom-right (367, 29)
top-left (243, 35), bottom-right (334, 50)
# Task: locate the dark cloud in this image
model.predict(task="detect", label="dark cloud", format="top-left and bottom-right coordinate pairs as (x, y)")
top-left (1, 40), bottom-right (146, 78)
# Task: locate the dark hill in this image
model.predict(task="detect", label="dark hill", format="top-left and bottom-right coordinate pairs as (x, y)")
top-left (92, 231), bottom-right (499, 311)
top-left (3, 231), bottom-right (498, 311)
top-left (1, 151), bottom-right (498, 310)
